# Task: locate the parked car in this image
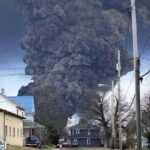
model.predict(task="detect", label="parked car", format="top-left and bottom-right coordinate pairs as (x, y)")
top-left (0, 141), bottom-right (6, 150)
top-left (56, 143), bottom-right (62, 148)
top-left (56, 142), bottom-right (70, 148)
top-left (62, 142), bottom-right (70, 147)
top-left (25, 136), bottom-right (41, 149)
top-left (71, 142), bottom-right (79, 147)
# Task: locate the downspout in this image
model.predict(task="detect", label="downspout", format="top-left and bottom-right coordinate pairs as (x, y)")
top-left (3, 112), bottom-right (6, 141)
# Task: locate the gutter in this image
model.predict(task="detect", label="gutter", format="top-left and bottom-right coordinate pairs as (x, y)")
top-left (0, 108), bottom-right (25, 119)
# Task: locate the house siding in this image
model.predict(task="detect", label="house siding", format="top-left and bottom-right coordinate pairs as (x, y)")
top-left (69, 125), bottom-right (101, 147)
top-left (71, 138), bottom-right (101, 147)
top-left (0, 95), bottom-right (24, 118)
top-left (0, 112), bottom-right (24, 146)
top-left (0, 112), bottom-right (4, 140)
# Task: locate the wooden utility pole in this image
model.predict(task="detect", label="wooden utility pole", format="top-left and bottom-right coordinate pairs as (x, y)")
top-left (111, 80), bottom-right (116, 149)
top-left (117, 50), bottom-right (122, 150)
top-left (131, 0), bottom-right (142, 150)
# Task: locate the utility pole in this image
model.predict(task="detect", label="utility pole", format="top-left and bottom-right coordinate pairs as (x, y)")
top-left (111, 80), bottom-right (116, 149)
top-left (131, 0), bottom-right (142, 150)
top-left (117, 50), bottom-right (122, 150)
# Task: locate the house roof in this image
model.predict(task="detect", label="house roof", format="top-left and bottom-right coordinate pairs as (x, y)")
top-left (24, 120), bottom-right (45, 129)
top-left (70, 123), bottom-right (98, 129)
top-left (0, 94), bottom-right (24, 110)
top-left (8, 96), bottom-right (35, 113)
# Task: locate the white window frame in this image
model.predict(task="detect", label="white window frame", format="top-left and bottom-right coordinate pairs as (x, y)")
top-left (76, 129), bottom-right (80, 134)
top-left (73, 139), bottom-right (78, 143)
top-left (87, 138), bottom-right (91, 145)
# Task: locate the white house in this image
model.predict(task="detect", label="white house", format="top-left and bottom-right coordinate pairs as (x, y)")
top-left (9, 96), bottom-right (45, 139)
top-left (0, 94), bottom-right (25, 118)
top-left (9, 96), bottom-right (35, 122)
top-left (0, 91), bottom-right (25, 146)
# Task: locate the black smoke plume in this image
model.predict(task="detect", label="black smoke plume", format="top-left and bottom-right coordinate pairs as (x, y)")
top-left (16, 0), bottom-right (150, 133)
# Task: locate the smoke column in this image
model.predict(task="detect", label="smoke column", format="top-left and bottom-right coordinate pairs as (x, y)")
top-left (16, 0), bottom-right (150, 126)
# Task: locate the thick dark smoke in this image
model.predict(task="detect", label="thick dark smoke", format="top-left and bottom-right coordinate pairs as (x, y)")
top-left (16, 0), bottom-right (150, 129)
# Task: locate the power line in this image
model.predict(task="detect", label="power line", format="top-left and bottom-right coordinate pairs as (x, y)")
top-left (140, 69), bottom-right (150, 79)
top-left (123, 73), bottom-right (134, 101)
top-left (139, 35), bottom-right (150, 58)
top-left (124, 12), bottom-right (131, 54)
top-left (0, 67), bottom-right (25, 70)
top-left (125, 94), bottom-right (135, 113)
top-left (0, 73), bottom-right (30, 77)
top-left (140, 57), bottom-right (150, 61)
top-left (120, 6), bottom-right (133, 103)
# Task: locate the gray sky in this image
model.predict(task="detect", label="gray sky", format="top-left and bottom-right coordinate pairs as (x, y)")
top-left (0, 0), bottom-right (31, 96)
top-left (0, 0), bottom-right (149, 98)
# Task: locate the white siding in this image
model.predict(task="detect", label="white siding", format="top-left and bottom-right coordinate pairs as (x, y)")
top-left (0, 94), bottom-right (25, 117)
top-left (25, 114), bottom-right (34, 122)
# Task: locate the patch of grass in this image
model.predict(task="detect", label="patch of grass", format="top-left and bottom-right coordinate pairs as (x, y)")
top-left (62, 148), bottom-right (110, 150)
top-left (7, 145), bottom-right (38, 150)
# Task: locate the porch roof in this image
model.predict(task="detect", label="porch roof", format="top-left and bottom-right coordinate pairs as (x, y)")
top-left (24, 120), bottom-right (45, 129)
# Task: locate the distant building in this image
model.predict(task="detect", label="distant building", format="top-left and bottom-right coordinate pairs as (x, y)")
top-left (9, 96), bottom-right (45, 139)
top-left (9, 96), bottom-right (35, 122)
top-left (0, 93), bottom-right (24, 146)
top-left (68, 123), bottom-right (102, 147)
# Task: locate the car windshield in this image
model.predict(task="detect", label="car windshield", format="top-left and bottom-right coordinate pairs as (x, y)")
top-left (27, 136), bottom-right (39, 141)
top-left (30, 136), bottom-right (39, 141)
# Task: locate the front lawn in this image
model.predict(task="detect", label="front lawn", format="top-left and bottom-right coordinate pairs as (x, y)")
top-left (7, 145), bottom-right (38, 150)
top-left (64, 148), bottom-right (110, 150)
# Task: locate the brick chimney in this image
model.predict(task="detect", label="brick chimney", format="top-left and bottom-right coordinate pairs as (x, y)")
top-left (0, 88), bottom-right (4, 95)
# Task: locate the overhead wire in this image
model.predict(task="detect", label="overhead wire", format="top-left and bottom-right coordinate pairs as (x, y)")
top-left (139, 35), bottom-right (150, 58)
top-left (0, 67), bottom-right (25, 70)
top-left (0, 73), bottom-right (30, 77)
top-left (122, 73), bottom-right (134, 101)
top-left (121, 6), bottom-right (135, 103)
top-left (124, 10), bottom-right (131, 54)
top-left (140, 69), bottom-right (150, 79)
top-left (125, 94), bottom-right (135, 112)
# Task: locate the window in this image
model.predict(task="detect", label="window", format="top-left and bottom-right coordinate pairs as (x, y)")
top-left (9, 127), bottom-right (11, 136)
top-left (73, 139), bottom-right (78, 143)
top-left (5, 126), bottom-right (7, 136)
top-left (76, 129), bottom-right (80, 134)
top-left (72, 129), bottom-right (76, 135)
top-left (67, 139), bottom-right (71, 144)
top-left (17, 128), bottom-right (19, 137)
top-left (13, 128), bottom-right (15, 137)
top-left (20, 129), bottom-right (22, 138)
top-left (87, 138), bottom-right (91, 145)
top-left (88, 129), bottom-right (91, 135)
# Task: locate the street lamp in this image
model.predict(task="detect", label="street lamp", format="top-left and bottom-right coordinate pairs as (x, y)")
top-left (98, 81), bottom-right (116, 149)
top-left (98, 84), bottom-right (111, 88)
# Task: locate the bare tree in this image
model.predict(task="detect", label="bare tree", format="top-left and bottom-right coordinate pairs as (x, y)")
top-left (86, 90), bottom-right (134, 148)
top-left (91, 92), bottom-right (111, 147)
top-left (142, 98), bottom-right (150, 148)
